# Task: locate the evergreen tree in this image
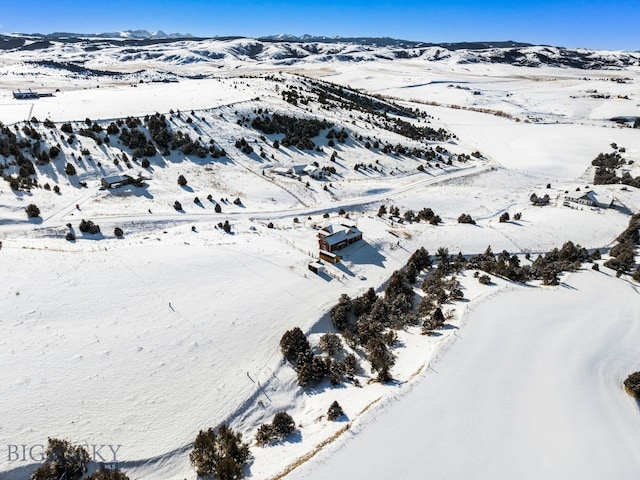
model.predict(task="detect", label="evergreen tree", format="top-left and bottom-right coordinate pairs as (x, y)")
top-left (30, 438), bottom-right (90, 480)
top-left (280, 327), bottom-right (310, 362)
top-left (190, 424), bottom-right (249, 479)
top-left (25, 203), bottom-right (40, 218)
top-left (255, 424), bottom-right (276, 446)
top-left (624, 371), bottom-right (640, 397)
top-left (319, 333), bottom-right (342, 355)
top-left (256, 412), bottom-right (296, 446)
top-left (271, 412), bottom-right (295, 439)
top-left (330, 294), bottom-right (352, 331)
top-left (327, 401), bottom-right (345, 421)
top-left (85, 469), bottom-right (130, 480)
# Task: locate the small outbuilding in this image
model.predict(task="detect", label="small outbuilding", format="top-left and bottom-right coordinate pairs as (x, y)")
top-left (319, 250), bottom-right (340, 264)
top-left (308, 262), bottom-right (325, 274)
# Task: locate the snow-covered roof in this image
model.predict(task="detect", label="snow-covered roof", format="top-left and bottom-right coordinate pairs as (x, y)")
top-left (320, 224), bottom-right (362, 246)
top-left (584, 190), bottom-right (613, 207)
top-left (566, 190), bottom-right (612, 207)
top-left (102, 174), bottom-right (132, 184)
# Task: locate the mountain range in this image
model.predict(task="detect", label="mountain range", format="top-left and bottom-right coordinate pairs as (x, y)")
top-left (1, 31), bottom-right (639, 70)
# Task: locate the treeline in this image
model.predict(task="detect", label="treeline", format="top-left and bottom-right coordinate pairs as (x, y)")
top-left (280, 326), bottom-right (359, 386)
top-left (305, 77), bottom-right (452, 142)
top-left (1, 110), bottom-right (228, 191)
top-left (378, 204), bottom-right (442, 224)
top-left (194, 217), bottom-right (637, 479)
top-left (356, 135), bottom-right (450, 163)
top-left (0, 121), bottom-right (39, 189)
top-left (462, 241), bottom-right (594, 285)
top-left (280, 236), bottom-right (609, 389)
top-left (118, 113), bottom-right (225, 159)
top-left (307, 77), bottom-right (420, 119)
top-left (251, 112), bottom-right (333, 150)
top-left (592, 149), bottom-right (640, 187)
top-left (386, 116), bottom-right (451, 143)
top-left (604, 213), bottom-right (640, 279)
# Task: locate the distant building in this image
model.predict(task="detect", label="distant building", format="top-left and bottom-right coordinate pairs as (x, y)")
top-left (151, 78), bottom-right (179, 83)
top-left (563, 190), bottom-right (613, 209)
top-left (318, 222), bottom-right (363, 252)
top-left (101, 174), bottom-right (136, 189)
top-left (272, 164), bottom-right (326, 179)
top-left (303, 165), bottom-right (327, 179)
top-left (12, 89), bottom-right (53, 99)
top-left (13, 89), bottom-right (40, 100)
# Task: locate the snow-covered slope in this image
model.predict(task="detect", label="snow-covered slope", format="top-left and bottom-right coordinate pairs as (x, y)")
top-left (1, 34), bottom-right (639, 71)
top-left (1, 34), bottom-right (640, 480)
top-left (290, 270), bottom-right (640, 480)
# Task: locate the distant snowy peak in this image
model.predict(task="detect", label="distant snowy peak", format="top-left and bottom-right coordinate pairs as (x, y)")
top-left (42, 30), bottom-right (194, 40)
top-left (260, 34), bottom-right (331, 42)
top-left (259, 34), bottom-right (403, 45)
top-left (96, 30), bottom-right (194, 40)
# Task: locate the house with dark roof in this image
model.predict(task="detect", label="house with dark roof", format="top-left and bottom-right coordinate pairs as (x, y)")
top-left (101, 174), bottom-right (136, 189)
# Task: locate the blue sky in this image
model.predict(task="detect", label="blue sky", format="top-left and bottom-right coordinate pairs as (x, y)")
top-left (1, 0), bottom-right (638, 50)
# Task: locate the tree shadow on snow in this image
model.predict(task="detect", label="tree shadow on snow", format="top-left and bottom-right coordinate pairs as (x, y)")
top-left (440, 323), bottom-right (459, 331)
top-left (80, 231), bottom-right (105, 240)
top-left (332, 413), bottom-right (350, 423)
top-left (108, 183), bottom-right (153, 199)
top-left (284, 430), bottom-right (303, 444)
top-left (308, 311), bottom-right (336, 335)
top-left (3, 463), bottom-right (40, 480)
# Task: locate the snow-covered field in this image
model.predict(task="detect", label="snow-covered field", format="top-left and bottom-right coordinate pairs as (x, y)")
top-left (290, 270), bottom-right (640, 480)
top-left (1, 38), bottom-right (640, 479)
